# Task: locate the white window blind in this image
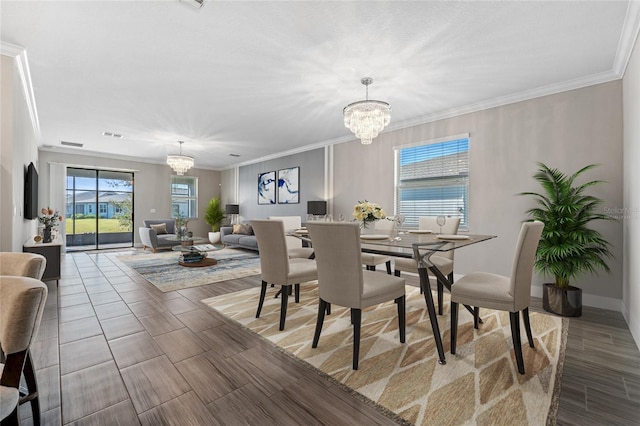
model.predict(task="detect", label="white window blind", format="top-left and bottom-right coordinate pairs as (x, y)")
top-left (171, 176), bottom-right (198, 219)
top-left (395, 136), bottom-right (469, 229)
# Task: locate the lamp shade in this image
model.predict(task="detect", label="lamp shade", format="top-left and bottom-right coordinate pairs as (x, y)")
top-left (225, 204), bottom-right (240, 214)
top-left (307, 201), bottom-right (327, 216)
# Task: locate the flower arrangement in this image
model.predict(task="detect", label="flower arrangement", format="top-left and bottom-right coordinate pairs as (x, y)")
top-left (38, 207), bottom-right (63, 228)
top-left (353, 200), bottom-right (386, 228)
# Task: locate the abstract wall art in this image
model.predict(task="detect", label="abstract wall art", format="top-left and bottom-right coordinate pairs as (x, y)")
top-left (278, 167), bottom-right (299, 204)
top-left (258, 171), bottom-right (276, 204)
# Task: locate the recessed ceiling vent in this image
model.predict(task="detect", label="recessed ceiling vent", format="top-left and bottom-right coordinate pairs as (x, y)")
top-left (60, 141), bottom-right (84, 148)
top-left (229, 153), bottom-right (240, 157)
top-left (180, 0), bottom-right (206, 9)
top-left (102, 132), bottom-right (123, 138)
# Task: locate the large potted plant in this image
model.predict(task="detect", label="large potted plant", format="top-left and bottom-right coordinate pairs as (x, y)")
top-left (204, 197), bottom-right (225, 244)
top-left (520, 163), bottom-right (614, 317)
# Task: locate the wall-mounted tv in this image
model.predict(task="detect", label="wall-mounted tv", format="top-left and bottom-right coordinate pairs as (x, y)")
top-left (24, 162), bottom-right (39, 220)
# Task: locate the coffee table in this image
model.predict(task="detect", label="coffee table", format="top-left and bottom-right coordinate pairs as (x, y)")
top-left (172, 242), bottom-right (222, 267)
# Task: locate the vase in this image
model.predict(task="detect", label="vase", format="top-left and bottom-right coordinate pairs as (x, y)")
top-left (43, 226), bottom-right (53, 243)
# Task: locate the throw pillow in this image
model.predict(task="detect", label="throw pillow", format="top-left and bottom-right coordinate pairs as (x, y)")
top-left (232, 224), bottom-right (253, 235)
top-left (150, 223), bottom-right (167, 235)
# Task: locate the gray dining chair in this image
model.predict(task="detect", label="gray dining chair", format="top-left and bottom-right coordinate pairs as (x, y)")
top-left (307, 222), bottom-right (406, 370)
top-left (450, 221), bottom-right (544, 374)
top-left (0, 276), bottom-right (48, 425)
top-left (251, 220), bottom-right (318, 330)
top-left (393, 217), bottom-right (461, 314)
top-left (360, 217), bottom-right (397, 274)
top-left (267, 216), bottom-right (314, 259)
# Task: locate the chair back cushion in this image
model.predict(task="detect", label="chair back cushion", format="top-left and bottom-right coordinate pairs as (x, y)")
top-left (374, 218), bottom-right (396, 236)
top-left (307, 222), bottom-right (363, 307)
top-left (419, 217), bottom-right (461, 260)
top-left (268, 216), bottom-right (303, 249)
top-left (251, 220), bottom-right (290, 283)
top-left (143, 220), bottom-right (176, 234)
top-left (0, 252), bottom-right (46, 279)
top-left (0, 276), bottom-right (48, 355)
top-left (509, 221), bottom-right (545, 311)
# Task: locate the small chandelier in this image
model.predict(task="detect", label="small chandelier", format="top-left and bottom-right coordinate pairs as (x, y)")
top-left (343, 77), bottom-right (391, 145)
top-left (167, 141), bottom-right (194, 175)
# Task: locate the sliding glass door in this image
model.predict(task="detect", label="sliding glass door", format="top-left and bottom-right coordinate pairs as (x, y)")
top-left (66, 168), bottom-right (134, 251)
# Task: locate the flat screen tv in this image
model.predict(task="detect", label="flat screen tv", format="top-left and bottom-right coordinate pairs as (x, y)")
top-left (24, 162), bottom-right (39, 220)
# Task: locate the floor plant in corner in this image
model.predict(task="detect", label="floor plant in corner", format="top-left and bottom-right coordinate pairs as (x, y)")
top-left (520, 163), bottom-right (614, 317)
top-left (204, 197), bottom-right (226, 244)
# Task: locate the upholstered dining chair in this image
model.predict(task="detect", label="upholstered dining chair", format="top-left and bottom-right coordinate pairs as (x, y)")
top-left (360, 217), bottom-right (397, 274)
top-left (450, 221), bottom-right (544, 374)
top-left (0, 276), bottom-right (48, 425)
top-left (307, 222), bottom-right (406, 370)
top-left (393, 217), bottom-right (461, 314)
top-left (267, 216), bottom-right (314, 259)
top-left (251, 220), bottom-right (318, 331)
top-left (0, 252), bottom-right (46, 425)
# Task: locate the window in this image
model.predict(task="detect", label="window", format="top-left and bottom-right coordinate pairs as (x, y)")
top-left (395, 134), bottom-right (469, 229)
top-left (171, 176), bottom-right (198, 219)
top-left (99, 204), bottom-right (107, 214)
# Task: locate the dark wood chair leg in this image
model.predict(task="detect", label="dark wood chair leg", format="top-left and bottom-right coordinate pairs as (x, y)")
top-left (279, 285), bottom-right (289, 331)
top-left (474, 306), bottom-right (480, 329)
top-left (22, 351), bottom-right (40, 426)
top-left (312, 299), bottom-right (328, 348)
top-left (352, 308), bottom-right (362, 370)
top-left (509, 311), bottom-right (525, 374)
top-left (396, 296), bottom-right (406, 343)
top-left (256, 281), bottom-right (267, 318)
top-left (326, 303), bottom-right (331, 315)
top-left (385, 261), bottom-right (392, 275)
top-left (450, 301), bottom-right (459, 354)
top-left (523, 307), bottom-right (535, 348)
top-left (394, 270), bottom-right (401, 277)
top-left (294, 284), bottom-right (300, 303)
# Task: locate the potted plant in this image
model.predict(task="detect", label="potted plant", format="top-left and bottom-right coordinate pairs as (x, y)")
top-left (520, 163), bottom-right (614, 317)
top-left (204, 197), bottom-right (225, 244)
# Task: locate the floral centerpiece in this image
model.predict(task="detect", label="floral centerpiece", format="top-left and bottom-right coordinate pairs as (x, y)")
top-left (39, 207), bottom-right (63, 243)
top-left (353, 200), bottom-right (386, 229)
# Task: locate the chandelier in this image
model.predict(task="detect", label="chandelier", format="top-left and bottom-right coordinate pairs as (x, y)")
top-left (343, 77), bottom-right (391, 145)
top-left (167, 141), bottom-right (194, 175)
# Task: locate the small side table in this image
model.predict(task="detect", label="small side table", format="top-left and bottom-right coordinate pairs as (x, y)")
top-left (23, 237), bottom-right (62, 285)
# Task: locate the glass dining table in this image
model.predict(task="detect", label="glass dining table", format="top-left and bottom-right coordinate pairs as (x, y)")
top-left (359, 231), bottom-right (497, 365)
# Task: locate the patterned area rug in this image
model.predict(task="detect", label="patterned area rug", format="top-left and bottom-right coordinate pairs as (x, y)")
top-left (116, 248), bottom-right (261, 292)
top-left (202, 283), bottom-right (567, 425)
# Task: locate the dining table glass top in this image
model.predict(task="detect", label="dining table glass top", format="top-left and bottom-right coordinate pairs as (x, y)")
top-left (359, 232), bottom-right (497, 258)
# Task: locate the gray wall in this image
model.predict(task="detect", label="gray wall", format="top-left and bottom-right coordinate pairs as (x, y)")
top-left (236, 148), bottom-right (325, 222)
top-left (623, 31), bottom-right (640, 346)
top-left (332, 81), bottom-right (623, 309)
top-left (37, 150), bottom-right (222, 244)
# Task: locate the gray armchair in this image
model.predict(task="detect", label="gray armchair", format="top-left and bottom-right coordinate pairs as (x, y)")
top-left (139, 219), bottom-right (177, 252)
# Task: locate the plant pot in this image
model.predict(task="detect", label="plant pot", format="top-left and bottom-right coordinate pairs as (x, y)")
top-left (542, 283), bottom-right (582, 317)
top-left (208, 231), bottom-right (221, 244)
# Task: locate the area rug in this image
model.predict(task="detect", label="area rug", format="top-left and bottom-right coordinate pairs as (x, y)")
top-left (115, 248), bottom-right (261, 292)
top-left (202, 284), bottom-right (567, 426)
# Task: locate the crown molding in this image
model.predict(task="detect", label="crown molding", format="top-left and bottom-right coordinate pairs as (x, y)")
top-left (613, 0), bottom-right (640, 77)
top-left (1, 41), bottom-right (42, 143)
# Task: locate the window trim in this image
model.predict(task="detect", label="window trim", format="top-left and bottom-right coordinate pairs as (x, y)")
top-left (170, 175), bottom-right (198, 219)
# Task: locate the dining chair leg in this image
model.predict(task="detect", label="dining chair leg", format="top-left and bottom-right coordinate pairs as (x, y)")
top-left (326, 303), bottom-right (331, 315)
top-left (509, 311), bottom-right (525, 374)
top-left (312, 299), bottom-right (328, 348)
top-left (279, 285), bottom-right (289, 331)
top-left (256, 280), bottom-right (268, 318)
top-left (385, 261), bottom-right (392, 275)
top-left (450, 301), bottom-right (459, 354)
top-left (394, 270), bottom-right (401, 277)
top-left (294, 284), bottom-right (300, 303)
top-left (473, 307), bottom-right (480, 329)
top-left (22, 351), bottom-right (40, 426)
top-left (396, 296), bottom-right (406, 343)
top-left (352, 308), bottom-right (362, 370)
top-left (523, 307), bottom-right (535, 348)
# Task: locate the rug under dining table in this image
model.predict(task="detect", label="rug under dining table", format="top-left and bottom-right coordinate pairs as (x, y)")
top-left (202, 283), bottom-right (567, 425)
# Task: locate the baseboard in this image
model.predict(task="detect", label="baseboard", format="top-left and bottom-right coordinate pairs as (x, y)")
top-left (530, 283), bottom-right (623, 312)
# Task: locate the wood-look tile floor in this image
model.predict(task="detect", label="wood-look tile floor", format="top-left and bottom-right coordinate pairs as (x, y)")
top-left (18, 251), bottom-right (640, 425)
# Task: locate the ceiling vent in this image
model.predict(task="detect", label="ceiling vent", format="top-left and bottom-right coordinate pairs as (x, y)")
top-left (102, 132), bottom-right (123, 138)
top-left (229, 153), bottom-right (240, 157)
top-left (180, 0), bottom-right (206, 9)
top-left (60, 141), bottom-right (84, 148)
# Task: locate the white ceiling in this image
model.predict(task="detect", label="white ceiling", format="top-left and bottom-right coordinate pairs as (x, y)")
top-left (1, 1), bottom-right (638, 170)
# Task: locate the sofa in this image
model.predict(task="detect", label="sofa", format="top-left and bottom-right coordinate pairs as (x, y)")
top-left (220, 224), bottom-right (259, 251)
top-left (139, 219), bottom-right (178, 252)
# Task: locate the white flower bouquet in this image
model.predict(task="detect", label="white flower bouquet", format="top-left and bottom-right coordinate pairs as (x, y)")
top-left (352, 200), bottom-right (386, 228)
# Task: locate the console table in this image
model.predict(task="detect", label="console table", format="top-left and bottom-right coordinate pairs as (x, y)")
top-left (23, 237), bottom-right (62, 285)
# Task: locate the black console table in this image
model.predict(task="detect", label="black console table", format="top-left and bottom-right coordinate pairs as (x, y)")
top-left (23, 237), bottom-right (62, 285)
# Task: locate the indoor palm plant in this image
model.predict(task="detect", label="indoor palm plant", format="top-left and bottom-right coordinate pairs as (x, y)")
top-left (204, 197), bottom-right (225, 244)
top-left (520, 162), bottom-right (614, 316)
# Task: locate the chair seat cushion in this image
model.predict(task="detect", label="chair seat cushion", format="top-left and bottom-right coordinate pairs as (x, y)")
top-left (0, 385), bottom-right (19, 420)
top-left (360, 271), bottom-right (405, 308)
top-left (286, 258), bottom-right (318, 284)
top-left (288, 247), bottom-right (314, 259)
top-left (394, 255), bottom-right (453, 276)
top-left (361, 253), bottom-right (391, 266)
top-left (451, 272), bottom-right (515, 311)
